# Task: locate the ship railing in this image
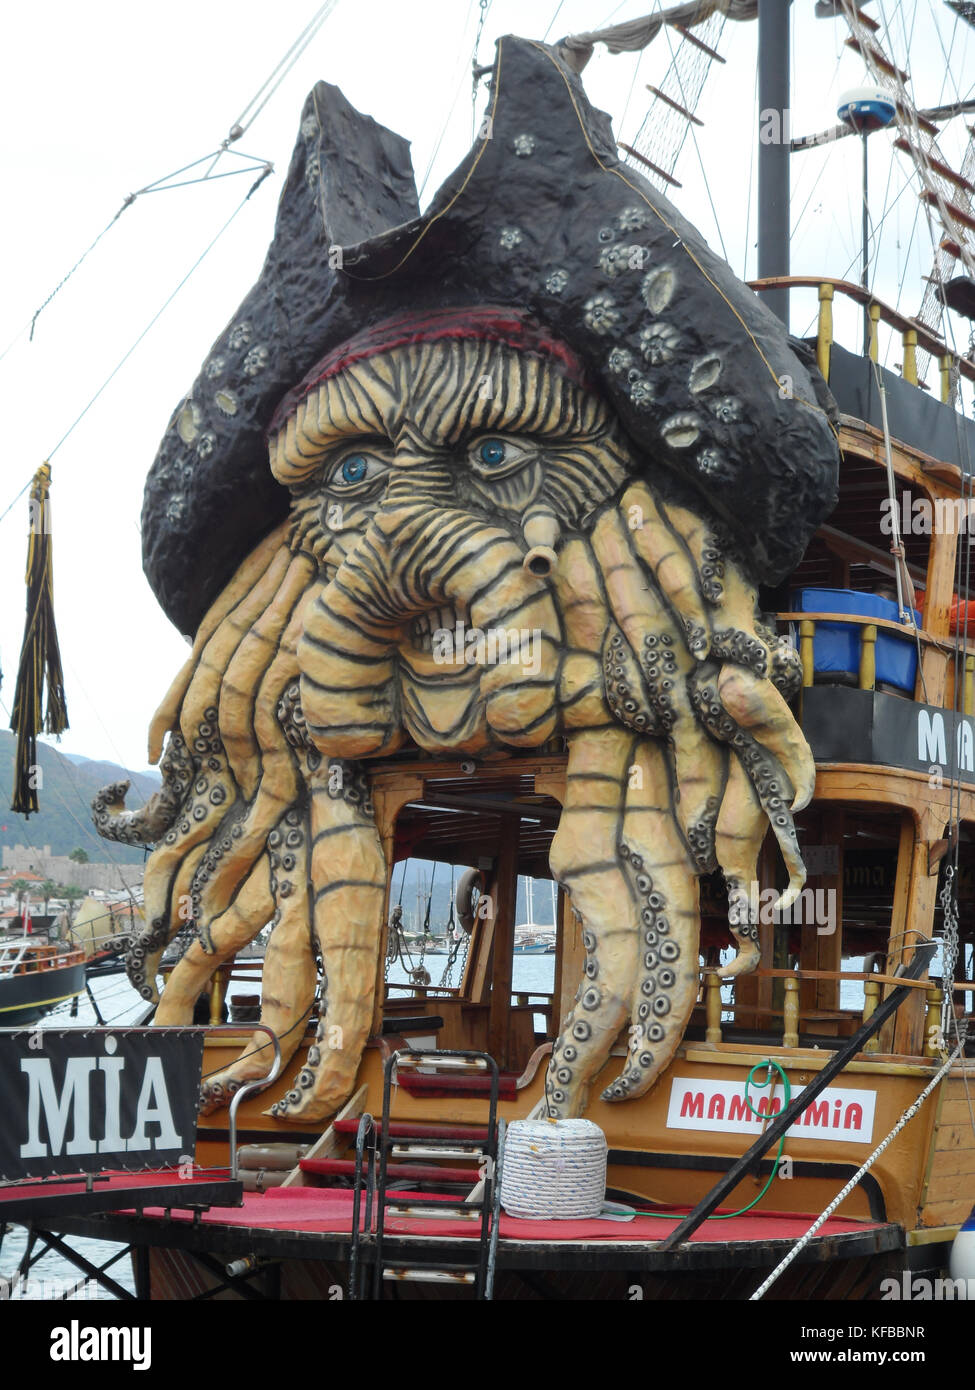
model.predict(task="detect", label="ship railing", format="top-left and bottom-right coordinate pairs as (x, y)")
top-left (749, 274), bottom-right (974, 402)
top-left (775, 608), bottom-right (975, 711)
top-left (0, 941), bottom-right (86, 975)
top-left (701, 965), bottom-right (942, 1055)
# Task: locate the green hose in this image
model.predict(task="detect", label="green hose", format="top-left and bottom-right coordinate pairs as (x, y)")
top-left (709, 1059), bottom-right (792, 1220)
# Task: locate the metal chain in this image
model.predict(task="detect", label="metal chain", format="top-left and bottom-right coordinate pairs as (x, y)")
top-left (940, 862), bottom-right (961, 1041)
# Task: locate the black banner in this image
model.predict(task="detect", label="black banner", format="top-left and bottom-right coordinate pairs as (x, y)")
top-left (0, 1029), bottom-right (204, 1180)
top-left (802, 686), bottom-right (975, 788)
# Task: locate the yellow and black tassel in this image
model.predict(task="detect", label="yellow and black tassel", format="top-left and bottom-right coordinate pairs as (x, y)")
top-left (10, 462), bottom-right (68, 815)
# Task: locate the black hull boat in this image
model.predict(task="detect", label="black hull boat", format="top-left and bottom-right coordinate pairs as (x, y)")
top-left (0, 940), bottom-right (87, 1026)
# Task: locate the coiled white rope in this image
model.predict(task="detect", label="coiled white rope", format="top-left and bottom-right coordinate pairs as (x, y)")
top-left (750, 1042), bottom-right (965, 1300)
top-left (500, 1118), bottom-right (607, 1220)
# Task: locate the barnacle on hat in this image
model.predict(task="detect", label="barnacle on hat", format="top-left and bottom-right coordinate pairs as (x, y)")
top-left (143, 35), bottom-right (839, 637)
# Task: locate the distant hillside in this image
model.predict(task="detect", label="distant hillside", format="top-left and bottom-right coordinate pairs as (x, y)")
top-left (0, 731), bottom-right (160, 864)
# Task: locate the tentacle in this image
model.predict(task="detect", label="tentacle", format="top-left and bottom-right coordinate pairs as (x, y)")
top-left (155, 854), bottom-right (275, 1025)
top-left (546, 727), bottom-right (639, 1118)
top-left (656, 496), bottom-right (725, 606)
top-left (590, 513), bottom-right (725, 872)
top-left (555, 536), bottom-right (621, 732)
top-left (716, 663), bottom-right (816, 816)
top-left (219, 552), bottom-right (315, 796)
top-left (126, 840), bottom-right (208, 1001)
top-left (198, 822), bottom-right (317, 1114)
top-left (146, 521), bottom-right (291, 763)
top-left (620, 481), bottom-right (715, 659)
top-left (91, 731), bottom-right (193, 846)
top-left (269, 757), bottom-right (386, 1122)
top-left (689, 662), bottom-right (807, 915)
top-left (600, 738), bottom-right (701, 1100)
top-left (712, 757), bottom-right (766, 979)
top-left (192, 595), bottom-right (312, 928)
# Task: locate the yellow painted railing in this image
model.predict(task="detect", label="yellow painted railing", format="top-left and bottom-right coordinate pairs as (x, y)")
top-left (778, 610), bottom-right (975, 712)
top-left (749, 275), bottom-right (974, 403)
top-left (701, 965), bottom-right (934, 1051)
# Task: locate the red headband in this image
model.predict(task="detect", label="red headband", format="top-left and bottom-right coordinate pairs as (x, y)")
top-left (268, 306), bottom-right (589, 435)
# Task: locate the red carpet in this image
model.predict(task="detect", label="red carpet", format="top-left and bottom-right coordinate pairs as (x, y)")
top-left (131, 1185), bottom-right (882, 1244)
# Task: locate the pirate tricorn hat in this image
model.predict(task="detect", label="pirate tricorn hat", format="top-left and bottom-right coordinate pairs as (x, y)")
top-left (143, 35), bottom-right (839, 637)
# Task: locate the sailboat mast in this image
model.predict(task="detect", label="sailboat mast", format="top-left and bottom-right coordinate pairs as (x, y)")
top-left (757, 0), bottom-right (791, 325)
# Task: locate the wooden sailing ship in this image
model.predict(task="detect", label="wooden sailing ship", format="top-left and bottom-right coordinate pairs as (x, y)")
top-left (6, 3), bottom-right (975, 1306)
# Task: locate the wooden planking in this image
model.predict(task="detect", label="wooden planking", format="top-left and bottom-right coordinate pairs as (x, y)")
top-left (931, 1121), bottom-right (975, 1151)
top-left (936, 1096), bottom-right (975, 1126)
top-left (929, 1147), bottom-right (975, 1179)
top-left (921, 1199), bottom-right (970, 1228)
top-left (922, 1169), bottom-right (975, 1204)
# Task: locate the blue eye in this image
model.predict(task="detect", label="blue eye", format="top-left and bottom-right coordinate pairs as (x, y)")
top-left (327, 450), bottom-right (389, 491)
top-left (341, 454), bottom-right (368, 484)
top-left (478, 439), bottom-right (507, 467)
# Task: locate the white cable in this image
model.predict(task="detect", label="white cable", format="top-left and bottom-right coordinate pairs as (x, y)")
top-left (750, 1043), bottom-right (964, 1301)
top-left (229, 1), bottom-right (340, 138)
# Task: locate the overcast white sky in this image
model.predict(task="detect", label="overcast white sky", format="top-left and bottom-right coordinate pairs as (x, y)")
top-left (0, 0), bottom-right (970, 774)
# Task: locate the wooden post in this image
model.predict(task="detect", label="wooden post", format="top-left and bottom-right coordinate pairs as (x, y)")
top-left (889, 809), bottom-right (940, 1058)
top-left (705, 971), bottom-right (722, 1044)
top-left (817, 283), bottom-right (834, 381)
top-left (487, 815), bottom-right (519, 1068)
top-left (210, 964), bottom-right (231, 1025)
top-left (903, 328), bottom-right (918, 386)
top-left (965, 655), bottom-right (975, 718)
top-left (799, 619), bottom-right (815, 688)
top-left (552, 884), bottom-right (567, 1038)
top-left (858, 623), bottom-right (877, 691)
top-left (816, 808), bottom-right (844, 1014)
top-left (924, 986), bottom-right (944, 1058)
top-left (919, 523), bottom-right (957, 706)
top-left (862, 977), bottom-right (881, 1053)
top-left (783, 974), bottom-right (799, 1048)
top-left (941, 352), bottom-right (955, 404)
top-left (868, 301), bottom-right (881, 362)
top-left (367, 775), bottom-right (425, 1038)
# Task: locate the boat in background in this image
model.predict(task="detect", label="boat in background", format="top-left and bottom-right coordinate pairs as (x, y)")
top-left (0, 937), bottom-right (86, 1025)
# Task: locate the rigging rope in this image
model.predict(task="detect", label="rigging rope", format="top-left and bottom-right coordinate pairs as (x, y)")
top-left (46, 165), bottom-right (272, 463)
top-left (228, 1), bottom-right (340, 140)
top-left (750, 1041), bottom-right (966, 1300)
top-left (11, 0), bottom-right (338, 349)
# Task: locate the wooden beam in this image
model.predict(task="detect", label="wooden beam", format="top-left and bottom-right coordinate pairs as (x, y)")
top-left (617, 142), bottom-right (682, 187)
top-left (487, 815), bottom-right (519, 1068)
top-left (369, 774), bottom-right (425, 1038)
top-left (815, 522), bottom-right (928, 586)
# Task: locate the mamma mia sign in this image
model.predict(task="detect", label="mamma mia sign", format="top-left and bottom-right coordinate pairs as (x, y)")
top-left (0, 1029), bottom-right (204, 1180)
top-left (667, 1077), bottom-right (877, 1144)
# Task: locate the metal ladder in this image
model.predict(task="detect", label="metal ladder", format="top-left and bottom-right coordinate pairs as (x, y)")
top-left (348, 1049), bottom-right (505, 1299)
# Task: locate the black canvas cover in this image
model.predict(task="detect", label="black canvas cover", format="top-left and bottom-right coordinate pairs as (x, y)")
top-left (0, 1029), bottom-right (204, 1180)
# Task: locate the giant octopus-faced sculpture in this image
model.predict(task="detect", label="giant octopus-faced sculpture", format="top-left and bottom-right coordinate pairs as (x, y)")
top-left (93, 36), bottom-right (839, 1122)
